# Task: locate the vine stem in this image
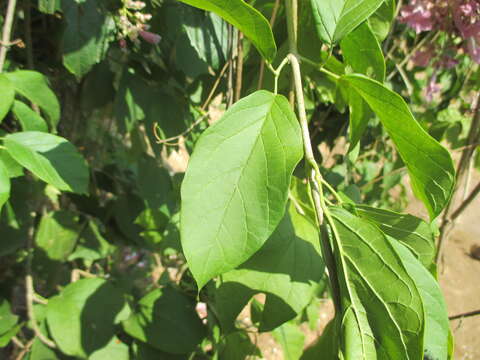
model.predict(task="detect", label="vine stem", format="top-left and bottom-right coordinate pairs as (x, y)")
top-left (0, 0), bottom-right (17, 72)
top-left (284, 0), bottom-right (343, 313)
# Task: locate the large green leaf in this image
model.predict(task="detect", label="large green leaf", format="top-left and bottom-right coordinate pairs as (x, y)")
top-left (4, 131), bottom-right (89, 194)
top-left (4, 71), bottom-right (60, 128)
top-left (342, 74), bottom-right (455, 219)
top-left (325, 207), bottom-right (425, 359)
top-left (180, 90), bottom-right (303, 288)
top-left (310, 0), bottom-right (385, 44)
top-left (391, 240), bottom-right (450, 360)
top-left (123, 287), bottom-right (206, 354)
top-left (177, 0), bottom-right (276, 61)
top-left (46, 278), bottom-right (127, 358)
top-left (12, 100), bottom-right (49, 132)
top-left (35, 211), bottom-right (81, 261)
top-left (215, 203), bottom-right (324, 332)
top-left (62, 0), bottom-right (115, 79)
top-left (0, 160), bottom-right (10, 213)
top-left (0, 74), bottom-right (14, 123)
top-left (356, 205), bottom-right (436, 271)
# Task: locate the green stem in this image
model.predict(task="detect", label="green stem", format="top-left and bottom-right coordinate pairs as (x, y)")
top-left (299, 55), bottom-right (340, 80)
top-left (321, 178), bottom-right (343, 204)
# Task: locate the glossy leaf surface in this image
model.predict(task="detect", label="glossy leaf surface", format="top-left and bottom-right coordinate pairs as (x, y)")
top-left (181, 91), bottom-right (303, 288)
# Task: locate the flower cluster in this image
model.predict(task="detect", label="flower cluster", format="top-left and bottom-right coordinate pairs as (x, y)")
top-left (400, 0), bottom-right (480, 64)
top-left (116, 0), bottom-right (161, 49)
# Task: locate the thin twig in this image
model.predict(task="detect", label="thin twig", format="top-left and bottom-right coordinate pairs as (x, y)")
top-left (234, 32), bottom-right (244, 103)
top-left (14, 339), bottom-right (34, 360)
top-left (449, 309), bottom-right (480, 321)
top-left (154, 113), bottom-right (209, 145)
top-left (257, 0), bottom-right (281, 90)
top-left (201, 60), bottom-right (229, 112)
top-left (437, 94), bottom-right (480, 263)
top-left (26, 226), bottom-right (57, 349)
top-left (450, 181), bottom-right (480, 223)
top-left (0, 0), bottom-right (18, 71)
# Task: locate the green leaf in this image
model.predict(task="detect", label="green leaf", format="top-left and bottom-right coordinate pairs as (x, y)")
top-left (218, 332), bottom-right (261, 360)
top-left (68, 220), bottom-right (112, 262)
top-left (0, 74), bottom-right (14, 123)
top-left (0, 160), bottom-right (10, 214)
top-left (342, 74), bottom-right (455, 219)
top-left (368, 0), bottom-right (396, 41)
top-left (62, 0), bottom-right (115, 79)
top-left (346, 89), bottom-right (373, 150)
top-left (215, 203), bottom-right (324, 332)
top-left (391, 240), bottom-right (450, 360)
top-left (0, 299), bottom-right (18, 336)
top-left (272, 322), bottom-right (305, 360)
top-left (38, 0), bottom-right (61, 14)
top-left (46, 278), bottom-right (127, 358)
top-left (89, 337), bottom-right (130, 360)
top-left (180, 90), bottom-right (303, 288)
top-left (4, 131), bottom-right (89, 194)
top-left (310, 0), bottom-right (386, 44)
top-left (326, 207), bottom-right (425, 359)
top-left (12, 101), bottom-right (49, 132)
top-left (123, 287), bottom-right (206, 354)
top-left (340, 22), bottom-right (385, 82)
top-left (35, 211), bottom-right (81, 261)
top-left (356, 205), bottom-right (437, 271)
top-left (0, 149), bottom-right (23, 178)
top-left (4, 71), bottom-right (60, 129)
top-left (177, 0), bottom-right (276, 61)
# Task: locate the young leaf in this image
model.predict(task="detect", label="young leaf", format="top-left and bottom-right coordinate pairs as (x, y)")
top-left (391, 240), bottom-right (450, 360)
top-left (368, 0), bottom-right (397, 41)
top-left (177, 0), bottom-right (276, 61)
top-left (62, 0), bottom-right (115, 79)
top-left (12, 101), bottom-right (49, 132)
top-left (342, 74), bottom-right (455, 219)
top-left (0, 74), bottom-right (14, 123)
top-left (310, 0), bottom-right (385, 44)
top-left (46, 278), bottom-right (127, 358)
top-left (0, 160), bottom-right (10, 213)
top-left (4, 131), bottom-right (89, 194)
top-left (356, 205), bottom-right (436, 271)
top-left (180, 91), bottom-right (303, 288)
top-left (215, 203), bottom-right (324, 332)
top-left (4, 71), bottom-right (60, 129)
top-left (123, 287), bottom-right (206, 354)
top-left (327, 207), bottom-right (425, 359)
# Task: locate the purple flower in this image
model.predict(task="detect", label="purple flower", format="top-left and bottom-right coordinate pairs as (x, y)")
top-left (139, 30), bottom-right (161, 44)
top-left (425, 74), bottom-right (442, 102)
top-left (400, 1), bottom-right (435, 33)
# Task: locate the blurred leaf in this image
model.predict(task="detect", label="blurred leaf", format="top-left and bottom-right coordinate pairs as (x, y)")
top-left (89, 337), bottom-right (129, 360)
top-left (4, 71), bottom-right (60, 129)
top-left (0, 299), bottom-right (18, 335)
top-left (0, 150), bottom-right (23, 178)
top-left (0, 159), bottom-right (10, 213)
top-left (35, 211), bottom-right (81, 261)
top-left (368, 0), bottom-right (396, 41)
top-left (4, 131), bottom-right (90, 194)
top-left (68, 220), bottom-right (112, 262)
top-left (12, 101), bottom-right (49, 132)
top-left (62, 0), bottom-right (115, 79)
top-left (0, 74), bottom-right (14, 123)
top-left (38, 0), bottom-right (61, 14)
top-left (218, 332), bottom-right (261, 360)
top-left (272, 322), bottom-right (305, 360)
